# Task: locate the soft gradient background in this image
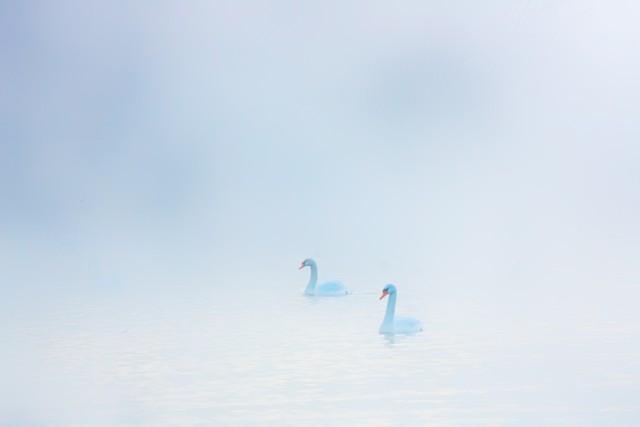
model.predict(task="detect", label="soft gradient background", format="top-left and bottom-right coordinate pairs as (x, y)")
top-left (2, 1), bottom-right (639, 426)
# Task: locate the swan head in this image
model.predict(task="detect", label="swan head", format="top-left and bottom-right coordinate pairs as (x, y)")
top-left (379, 284), bottom-right (397, 300)
top-left (298, 258), bottom-right (316, 270)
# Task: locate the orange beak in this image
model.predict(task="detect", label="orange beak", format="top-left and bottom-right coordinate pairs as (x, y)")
top-left (298, 262), bottom-right (305, 270)
top-left (379, 290), bottom-right (389, 300)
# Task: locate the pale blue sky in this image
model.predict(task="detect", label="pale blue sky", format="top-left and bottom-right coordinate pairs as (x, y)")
top-left (1, 0), bottom-right (638, 302)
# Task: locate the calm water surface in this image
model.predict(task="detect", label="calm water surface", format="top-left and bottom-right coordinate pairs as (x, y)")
top-left (3, 279), bottom-right (639, 426)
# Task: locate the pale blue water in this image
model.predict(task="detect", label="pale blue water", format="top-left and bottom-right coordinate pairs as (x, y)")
top-left (3, 278), bottom-right (639, 426)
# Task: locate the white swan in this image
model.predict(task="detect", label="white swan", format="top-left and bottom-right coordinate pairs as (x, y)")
top-left (299, 258), bottom-right (348, 297)
top-left (379, 284), bottom-right (422, 334)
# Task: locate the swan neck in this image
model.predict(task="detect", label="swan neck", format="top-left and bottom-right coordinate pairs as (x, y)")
top-left (383, 293), bottom-right (397, 324)
top-left (305, 263), bottom-right (318, 294)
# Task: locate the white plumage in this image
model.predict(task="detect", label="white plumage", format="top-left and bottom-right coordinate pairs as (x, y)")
top-left (299, 258), bottom-right (348, 297)
top-left (379, 284), bottom-right (422, 334)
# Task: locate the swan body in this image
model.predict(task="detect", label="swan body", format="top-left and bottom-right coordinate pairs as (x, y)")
top-left (379, 284), bottom-right (422, 334)
top-left (299, 258), bottom-right (348, 297)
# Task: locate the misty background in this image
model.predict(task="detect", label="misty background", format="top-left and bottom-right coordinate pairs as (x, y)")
top-left (1, 0), bottom-right (639, 425)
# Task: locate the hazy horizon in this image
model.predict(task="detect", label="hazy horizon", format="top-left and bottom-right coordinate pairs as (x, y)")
top-left (2, 1), bottom-right (639, 425)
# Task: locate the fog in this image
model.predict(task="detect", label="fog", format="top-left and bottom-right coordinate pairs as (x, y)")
top-left (2, 1), bottom-right (639, 425)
